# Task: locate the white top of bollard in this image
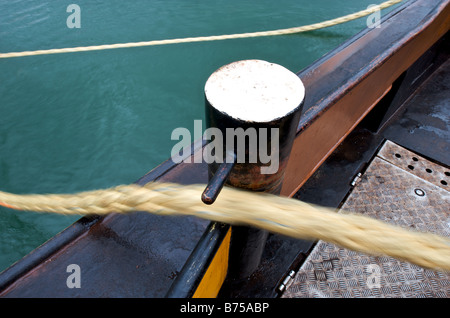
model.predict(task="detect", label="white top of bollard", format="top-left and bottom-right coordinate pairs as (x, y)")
top-left (205, 60), bottom-right (305, 122)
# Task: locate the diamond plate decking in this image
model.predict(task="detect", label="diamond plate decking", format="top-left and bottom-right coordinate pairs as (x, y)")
top-left (282, 140), bottom-right (450, 298)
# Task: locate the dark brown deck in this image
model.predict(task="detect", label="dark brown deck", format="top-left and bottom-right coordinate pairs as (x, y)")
top-left (220, 35), bottom-right (450, 298)
top-left (0, 0), bottom-right (448, 298)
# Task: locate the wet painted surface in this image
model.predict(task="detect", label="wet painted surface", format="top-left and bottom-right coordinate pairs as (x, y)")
top-left (0, 0), bottom-right (448, 298)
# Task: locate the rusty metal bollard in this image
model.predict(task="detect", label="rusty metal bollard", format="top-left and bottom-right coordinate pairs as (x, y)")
top-left (202, 59), bottom-right (305, 279)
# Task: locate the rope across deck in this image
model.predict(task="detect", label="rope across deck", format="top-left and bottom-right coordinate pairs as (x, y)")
top-left (0, 0), bottom-right (403, 59)
top-left (1, 0), bottom-right (446, 278)
top-left (0, 181), bottom-right (449, 272)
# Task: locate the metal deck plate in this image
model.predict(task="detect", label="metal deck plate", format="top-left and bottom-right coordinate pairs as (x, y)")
top-left (282, 141), bottom-right (450, 298)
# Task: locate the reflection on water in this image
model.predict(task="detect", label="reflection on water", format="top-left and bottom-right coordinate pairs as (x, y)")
top-left (0, 0), bottom-right (398, 271)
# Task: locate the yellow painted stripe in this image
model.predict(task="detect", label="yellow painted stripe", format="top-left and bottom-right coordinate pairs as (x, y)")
top-left (193, 228), bottom-right (231, 298)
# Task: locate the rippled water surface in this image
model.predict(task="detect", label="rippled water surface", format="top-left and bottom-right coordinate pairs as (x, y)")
top-left (0, 0), bottom-right (399, 271)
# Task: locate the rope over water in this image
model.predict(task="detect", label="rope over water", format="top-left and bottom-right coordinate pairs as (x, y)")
top-left (0, 0), bottom-right (403, 59)
top-left (1, 0), bottom-right (445, 277)
top-left (0, 181), bottom-right (449, 272)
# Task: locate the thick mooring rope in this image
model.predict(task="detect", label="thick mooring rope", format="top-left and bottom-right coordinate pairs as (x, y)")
top-left (0, 0), bottom-right (403, 59)
top-left (0, 181), bottom-right (448, 271)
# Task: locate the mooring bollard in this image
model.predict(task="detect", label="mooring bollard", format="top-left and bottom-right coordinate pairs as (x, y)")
top-left (202, 59), bottom-right (305, 279)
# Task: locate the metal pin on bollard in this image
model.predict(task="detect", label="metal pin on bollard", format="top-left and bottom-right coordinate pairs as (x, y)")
top-left (202, 59), bottom-right (305, 280)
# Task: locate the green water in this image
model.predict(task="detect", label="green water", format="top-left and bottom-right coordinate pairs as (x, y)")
top-left (0, 0), bottom-right (399, 272)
